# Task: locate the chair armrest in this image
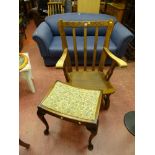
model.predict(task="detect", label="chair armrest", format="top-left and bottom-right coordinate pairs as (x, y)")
top-left (55, 48), bottom-right (68, 68)
top-left (111, 22), bottom-right (134, 57)
top-left (104, 47), bottom-right (127, 67)
top-left (32, 22), bottom-right (53, 57)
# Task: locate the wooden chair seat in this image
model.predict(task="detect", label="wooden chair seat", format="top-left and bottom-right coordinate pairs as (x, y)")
top-left (68, 71), bottom-right (115, 94)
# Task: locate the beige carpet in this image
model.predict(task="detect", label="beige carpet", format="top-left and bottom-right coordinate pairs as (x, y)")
top-left (19, 20), bottom-right (135, 155)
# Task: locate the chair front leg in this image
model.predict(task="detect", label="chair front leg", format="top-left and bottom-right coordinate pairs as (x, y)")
top-left (37, 108), bottom-right (49, 135)
top-left (103, 94), bottom-right (111, 110)
top-left (86, 120), bottom-right (99, 151)
top-left (105, 61), bottom-right (117, 81)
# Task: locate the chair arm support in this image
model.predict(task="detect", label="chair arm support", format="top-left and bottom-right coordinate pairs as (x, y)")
top-left (55, 48), bottom-right (68, 68)
top-left (32, 22), bottom-right (53, 57)
top-left (111, 22), bottom-right (134, 57)
top-left (104, 47), bottom-right (127, 67)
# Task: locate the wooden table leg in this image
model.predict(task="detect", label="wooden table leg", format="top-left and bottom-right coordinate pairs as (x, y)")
top-left (26, 71), bottom-right (35, 93)
top-left (37, 108), bottom-right (49, 135)
top-left (19, 139), bottom-right (30, 149)
top-left (86, 120), bottom-right (99, 151)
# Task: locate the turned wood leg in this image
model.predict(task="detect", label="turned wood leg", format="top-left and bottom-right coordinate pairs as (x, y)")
top-left (19, 139), bottom-right (30, 149)
top-left (86, 120), bottom-right (99, 151)
top-left (103, 94), bottom-right (110, 110)
top-left (37, 108), bottom-right (49, 135)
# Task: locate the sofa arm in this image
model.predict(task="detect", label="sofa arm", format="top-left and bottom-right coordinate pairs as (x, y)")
top-left (32, 22), bottom-right (53, 57)
top-left (111, 22), bottom-right (134, 57)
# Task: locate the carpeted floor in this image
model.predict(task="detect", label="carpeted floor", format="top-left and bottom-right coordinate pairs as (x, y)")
top-left (19, 20), bottom-right (135, 155)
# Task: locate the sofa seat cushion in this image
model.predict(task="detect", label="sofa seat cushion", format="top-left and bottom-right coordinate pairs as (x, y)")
top-left (49, 36), bottom-right (117, 62)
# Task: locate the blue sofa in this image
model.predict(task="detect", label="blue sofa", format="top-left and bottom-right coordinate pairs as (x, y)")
top-left (33, 13), bottom-right (133, 66)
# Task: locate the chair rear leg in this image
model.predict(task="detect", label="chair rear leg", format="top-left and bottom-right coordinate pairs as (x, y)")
top-left (37, 108), bottom-right (49, 135)
top-left (86, 120), bottom-right (99, 151)
top-left (103, 94), bottom-right (111, 110)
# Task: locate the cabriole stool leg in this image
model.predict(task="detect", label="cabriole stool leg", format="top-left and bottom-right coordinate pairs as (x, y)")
top-left (86, 120), bottom-right (99, 151)
top-left (37, 108), bottom-right (49, 135)
top-left (103, 94), bottom-right (110, 110)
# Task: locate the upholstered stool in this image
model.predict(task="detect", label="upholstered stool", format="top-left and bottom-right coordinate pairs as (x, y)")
top-left (37, 81), bottom-right (102, 150)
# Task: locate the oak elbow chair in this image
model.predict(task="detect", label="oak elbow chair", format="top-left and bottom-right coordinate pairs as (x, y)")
top-left (56, 19), bottom-right (127, 110)
top-left (47, 0), bottom-right (65, 16)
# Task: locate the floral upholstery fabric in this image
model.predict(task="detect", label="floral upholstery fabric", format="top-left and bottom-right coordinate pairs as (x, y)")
top-left (41, 81), bottom-right (101, 121)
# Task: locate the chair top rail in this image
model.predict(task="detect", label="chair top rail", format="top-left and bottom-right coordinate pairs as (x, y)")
top-left (48, 2), bottom-right (64, 5)
top-left (60, 20), bottom-right (114, 28)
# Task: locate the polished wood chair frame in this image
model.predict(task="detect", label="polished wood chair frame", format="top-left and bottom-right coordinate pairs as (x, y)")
top-left (47, 0), bottom-right (65, 16)
top-left (56, 19), bottom-right (127, 110)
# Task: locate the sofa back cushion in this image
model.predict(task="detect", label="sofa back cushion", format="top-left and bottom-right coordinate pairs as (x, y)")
top-left (45, 13), bottom-right (117, 36)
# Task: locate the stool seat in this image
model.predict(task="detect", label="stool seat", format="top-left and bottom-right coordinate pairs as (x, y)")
top-left (40, 81), bottom-right (102, 123)
top-left (37, 81), bottom-right (102, 150)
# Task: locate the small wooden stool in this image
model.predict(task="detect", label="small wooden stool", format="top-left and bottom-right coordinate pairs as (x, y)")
top-left (37, 81), bottom-right (102, 150)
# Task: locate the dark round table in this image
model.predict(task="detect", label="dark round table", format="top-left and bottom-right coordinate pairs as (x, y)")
top-left (124, 111), bottom-right (135, 136)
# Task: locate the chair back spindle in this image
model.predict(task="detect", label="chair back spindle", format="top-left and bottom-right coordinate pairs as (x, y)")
top-left (92, 27), bottom-right (99, 71)
top-left (84, 25), bottom-right (87, 71)
top-left (98, 20), bottom-right (114, 71)
top-left (72, 28), bottom-right (79, 70)
top-left (58, 20), bottom-right (68, 50)
top-left (104, 20), bottom-right (114, 48)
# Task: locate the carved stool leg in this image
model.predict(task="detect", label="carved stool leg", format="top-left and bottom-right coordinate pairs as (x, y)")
top-left (19, 139), bottom-right (30, 149)
top-left (86, 120), bottom-right (99, 151)
top-left (103, 94), bottom-right (111, 110)
top-left (37, 108), bottom-right (49, 135)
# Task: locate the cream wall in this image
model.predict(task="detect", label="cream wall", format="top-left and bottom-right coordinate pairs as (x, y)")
top-left (77, 0), bottom-right (100, 13)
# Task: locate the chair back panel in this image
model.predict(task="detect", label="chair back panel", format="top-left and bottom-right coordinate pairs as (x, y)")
top-left (58, 20), bottom-right (114, 72)
top-left (48, 0), bottom-right (65, 16)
